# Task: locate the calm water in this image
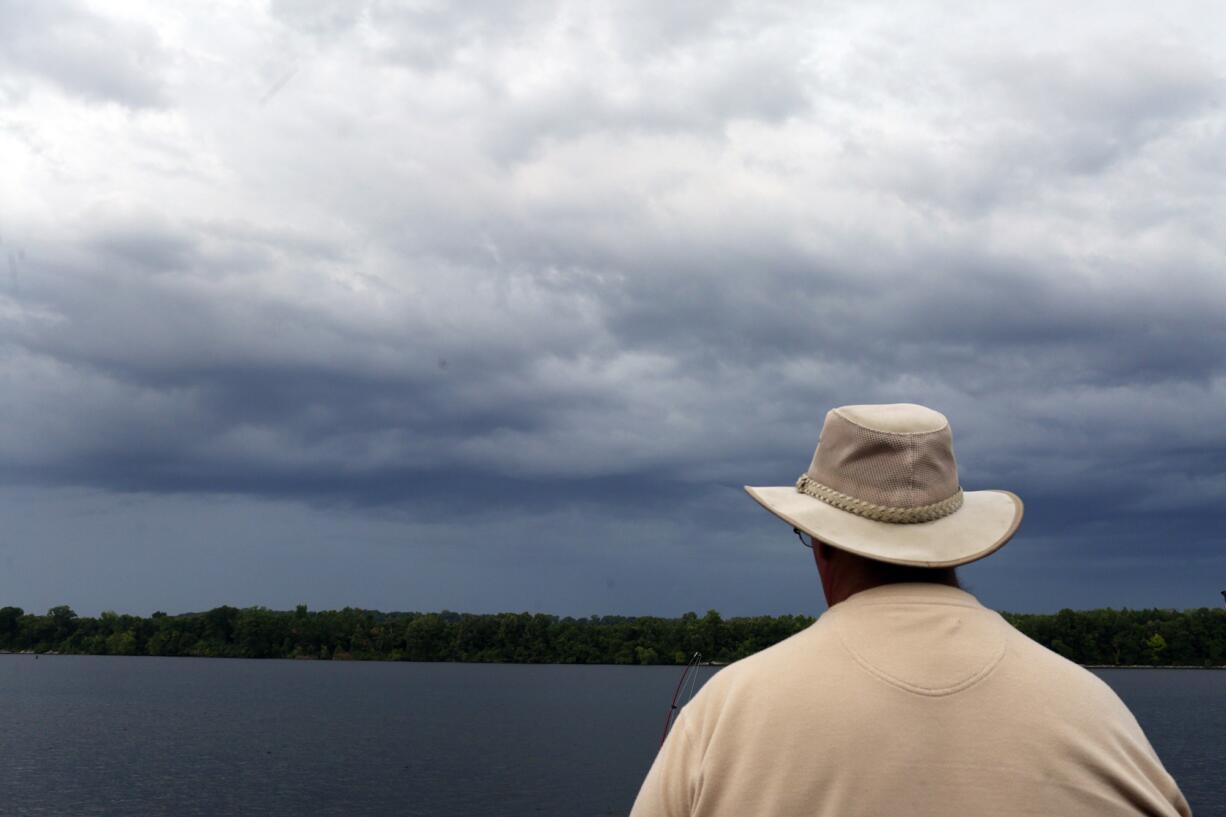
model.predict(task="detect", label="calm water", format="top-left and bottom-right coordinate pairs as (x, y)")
top-left (0, 657), bottom-right (1220, 816)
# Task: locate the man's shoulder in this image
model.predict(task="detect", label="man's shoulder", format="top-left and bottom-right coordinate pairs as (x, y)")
top-left (1001, 624), bottom-right (1138, 716)
top-left (675, 619), bottom-right (830, 741)
top-left (685, 616), bottom-right (839, 711)
top-left (715, 616), bottom-right (831, 678)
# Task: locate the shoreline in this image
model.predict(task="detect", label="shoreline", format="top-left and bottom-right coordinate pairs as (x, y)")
top-left (3, 651), bottom-right (1224, 669)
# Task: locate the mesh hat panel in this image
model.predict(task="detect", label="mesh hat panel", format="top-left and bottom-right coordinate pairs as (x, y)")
top-left (807, 411), bottom-right (960, 508)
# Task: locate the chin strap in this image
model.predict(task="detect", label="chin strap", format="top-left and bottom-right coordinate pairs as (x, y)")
top-left (793, 527), bottom-right (814, 549)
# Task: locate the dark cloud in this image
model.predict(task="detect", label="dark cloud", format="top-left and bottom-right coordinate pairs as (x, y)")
top-left (2, 1), bottom-right (1225, 616)
top-left (975, 39), bottom-right (1221, 176)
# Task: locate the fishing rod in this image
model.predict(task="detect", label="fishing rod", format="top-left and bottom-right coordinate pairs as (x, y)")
top-left (660, 651), bottom-right (703, 747)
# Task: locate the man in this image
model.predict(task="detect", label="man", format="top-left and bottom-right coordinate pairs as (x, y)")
top-left (630, 403), bottom-right (1190, 817)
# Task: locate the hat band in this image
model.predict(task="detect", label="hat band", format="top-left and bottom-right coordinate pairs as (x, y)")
top-left (795, 473), bottom-right (964, 524)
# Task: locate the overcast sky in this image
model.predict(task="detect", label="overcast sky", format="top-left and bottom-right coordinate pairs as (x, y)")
top-left (1, 0), bottom-right (1224, 618)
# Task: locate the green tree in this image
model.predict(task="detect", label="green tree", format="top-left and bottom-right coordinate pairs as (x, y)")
top-left (0, 606), bottom-right (22, 648)
top-left (48, 605), bottom-right (78, 643)
top-left (1145, 633), bottom-right (1167, 665)
top-left (635, 645), bottom-right (659, 665)
top-left (405, 613), bottom-right (451, 661)
top-left (106, 630), bottom-right (138, 656)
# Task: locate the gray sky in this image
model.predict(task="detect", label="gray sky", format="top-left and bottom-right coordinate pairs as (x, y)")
top-left (1, 0), bottom-right (1224, 618)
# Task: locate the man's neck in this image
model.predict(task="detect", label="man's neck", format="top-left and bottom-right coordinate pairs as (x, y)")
top-left (822, 558), bottom-right (960, 607)
top-left (828, 575), bottom-right (960, 606)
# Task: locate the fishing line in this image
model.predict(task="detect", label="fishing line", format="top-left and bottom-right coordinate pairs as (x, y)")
top-left (659, 651), bottom-right (703, 747)
top-left (681, 654), bottom-right (703, 708)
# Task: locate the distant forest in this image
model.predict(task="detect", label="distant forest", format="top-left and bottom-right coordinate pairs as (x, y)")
top-left (2, 604), bottom-right (1224, 666)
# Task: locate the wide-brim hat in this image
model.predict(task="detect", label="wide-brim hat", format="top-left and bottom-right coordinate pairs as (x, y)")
top-left (745, 403), bottom-right (1023, 568)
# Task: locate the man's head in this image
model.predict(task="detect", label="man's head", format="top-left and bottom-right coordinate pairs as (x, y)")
top-left (747, 403), bottom-right (1021, 598)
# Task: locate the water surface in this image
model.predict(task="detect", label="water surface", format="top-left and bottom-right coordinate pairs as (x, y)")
top-left (0, 657), bottom-right (1219, 816)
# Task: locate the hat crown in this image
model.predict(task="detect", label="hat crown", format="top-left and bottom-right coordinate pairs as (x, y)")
top-left (806, 403), bottom-right (960, 511)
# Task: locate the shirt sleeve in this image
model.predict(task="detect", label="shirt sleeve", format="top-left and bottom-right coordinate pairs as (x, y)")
top-left (628, 711), bottom-right (699, 817)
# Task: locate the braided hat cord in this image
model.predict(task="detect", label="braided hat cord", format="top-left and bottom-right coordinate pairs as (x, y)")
top-left (795, 473), bottom-right (963, 524)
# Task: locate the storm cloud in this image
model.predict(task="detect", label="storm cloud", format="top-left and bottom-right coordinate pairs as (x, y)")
top-left (1, 0), bottom-right (1224, 617)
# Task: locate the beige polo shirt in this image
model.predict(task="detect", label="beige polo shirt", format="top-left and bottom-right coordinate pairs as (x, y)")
top-left (630, 583), bottom-right (1191, 817)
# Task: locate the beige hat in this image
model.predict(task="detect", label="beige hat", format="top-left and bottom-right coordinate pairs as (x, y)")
top-left (745, 403), bottom-right (1023, 567)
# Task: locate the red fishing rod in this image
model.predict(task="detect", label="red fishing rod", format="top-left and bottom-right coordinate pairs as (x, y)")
top-left (660, 651), bottom-right (703, 746)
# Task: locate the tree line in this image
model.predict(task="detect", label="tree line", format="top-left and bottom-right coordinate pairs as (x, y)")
top-left (1, 603), bottom-right (1223, 666)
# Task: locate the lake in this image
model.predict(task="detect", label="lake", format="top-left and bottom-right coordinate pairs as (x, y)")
top-left (0, 657), bottom-right (1220, 816)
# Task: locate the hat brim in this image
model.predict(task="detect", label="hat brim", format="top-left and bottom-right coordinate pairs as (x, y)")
top-left (744, 486), bottom-right (1023, 568)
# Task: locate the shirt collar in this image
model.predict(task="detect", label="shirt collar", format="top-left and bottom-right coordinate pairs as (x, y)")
top-left (833, 582), bottom-right (986, 610)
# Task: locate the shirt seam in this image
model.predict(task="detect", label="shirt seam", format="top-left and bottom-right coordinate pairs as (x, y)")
top-left (830, 610), bottom-right (1009, 697)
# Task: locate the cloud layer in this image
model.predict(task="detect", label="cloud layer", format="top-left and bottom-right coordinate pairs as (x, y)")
top-left (2, 0), bottom-right (1224, 615)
